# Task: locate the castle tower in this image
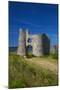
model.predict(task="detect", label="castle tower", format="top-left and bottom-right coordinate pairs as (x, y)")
top-left (32, 34), bottom-right (50, 56)
top-left (26, 29), bottom-right (29, 46)
top-left (17, 28), bottom-right (26, 56)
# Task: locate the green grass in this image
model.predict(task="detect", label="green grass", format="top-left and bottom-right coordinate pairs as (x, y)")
top-left (9, 53), bottom-right (58, 88)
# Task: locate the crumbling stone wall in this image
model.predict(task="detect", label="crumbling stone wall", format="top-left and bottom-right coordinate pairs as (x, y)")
top-left (17, 28), bottom-right (26, 56)
top-left (31, 35), bottom-right (43, 56)
top-left (17, 29), bottom-right (50, 56)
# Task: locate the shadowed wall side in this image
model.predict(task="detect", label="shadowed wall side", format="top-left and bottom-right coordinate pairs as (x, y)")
top-left (42, 34), bottom-right (50, 55)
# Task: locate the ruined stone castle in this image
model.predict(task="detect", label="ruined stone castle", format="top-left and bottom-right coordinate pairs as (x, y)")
top-left (17, 28), bottom-right (50, 56)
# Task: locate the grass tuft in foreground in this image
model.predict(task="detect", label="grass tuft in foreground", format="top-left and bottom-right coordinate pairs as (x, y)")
top-left (9, 53), bottom-right (58, 88)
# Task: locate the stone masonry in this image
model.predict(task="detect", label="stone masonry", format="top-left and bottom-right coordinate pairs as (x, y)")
top-left (17, 29), bottom-right (50, 56)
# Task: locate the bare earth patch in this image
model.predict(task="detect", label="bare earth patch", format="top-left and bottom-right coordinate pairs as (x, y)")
top-left (25, 57), bottom-right (58, 75)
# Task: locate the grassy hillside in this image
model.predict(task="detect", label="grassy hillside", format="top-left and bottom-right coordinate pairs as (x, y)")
top-left (9, 53), bottom-right (58, 88)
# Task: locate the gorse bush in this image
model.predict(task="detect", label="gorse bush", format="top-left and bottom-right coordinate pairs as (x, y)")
top-left (9, 53), bottom-right (58, 88)
top-left (50, 52), bottom-right (58, 59)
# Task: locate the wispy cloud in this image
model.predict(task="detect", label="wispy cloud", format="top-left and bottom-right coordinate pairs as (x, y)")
top-left (12, 17), bottom-right (43, 28)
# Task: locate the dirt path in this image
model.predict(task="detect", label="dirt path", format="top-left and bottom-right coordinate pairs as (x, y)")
top-left (25, 57), bottom-right (58, 75)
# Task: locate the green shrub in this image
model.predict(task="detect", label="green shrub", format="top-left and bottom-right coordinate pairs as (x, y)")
top-left (51, 53), bottom-right (58, 59)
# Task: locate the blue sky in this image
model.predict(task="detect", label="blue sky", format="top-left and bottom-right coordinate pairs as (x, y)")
top-left (9, 1), bottom-right (58, 47)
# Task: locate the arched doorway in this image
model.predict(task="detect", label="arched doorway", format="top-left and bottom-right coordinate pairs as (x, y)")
top-left (26, 45), bottom-right (33, 56)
